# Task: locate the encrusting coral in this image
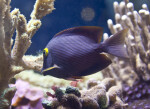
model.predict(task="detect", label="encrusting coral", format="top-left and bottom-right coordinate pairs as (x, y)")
top-left (102, 0), bottom-right (150, 86)
top-left (0, 0), bottom-right (55, 108)
top-left (42, 78), bottom-right (127, 109)
top-left (14, 70), bottom-right (103, 91)
top-left (11, 79), bottom-right (44, 109)
top-left (123, 80), bottom-right (150, 107)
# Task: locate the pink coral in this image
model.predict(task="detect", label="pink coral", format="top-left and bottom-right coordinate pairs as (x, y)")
top-left (11, 79), bottom-right (43, 109)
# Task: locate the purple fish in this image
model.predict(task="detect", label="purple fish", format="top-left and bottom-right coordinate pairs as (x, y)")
top-left (42, 26), bottom-right (128, 80)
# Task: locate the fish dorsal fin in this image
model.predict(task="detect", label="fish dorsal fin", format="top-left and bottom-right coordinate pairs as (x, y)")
top-left (54, 26), bottom-right (103, 43)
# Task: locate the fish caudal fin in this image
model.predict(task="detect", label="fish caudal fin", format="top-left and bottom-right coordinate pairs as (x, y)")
top-left (102, 28), bottom-right (129, 58)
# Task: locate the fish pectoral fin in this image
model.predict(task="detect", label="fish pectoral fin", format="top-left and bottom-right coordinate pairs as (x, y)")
top-left (42, 64), bottom-right (60, 73)
top-left (42, 67), bottom-right (57, 72)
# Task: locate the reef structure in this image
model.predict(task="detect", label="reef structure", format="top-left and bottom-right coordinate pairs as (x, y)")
top-left (102, 0), bottom-right (150, 108)
top-left (0, 0), bottom-right (55, 108)
top-left (42, 78), bottom-right (127, 109)
top-left (102, 0), bottom-right (150, 85)
top-left (11, 79), bottom-right (44, 109)
top-left (123, 80), bottom-right (150, 108)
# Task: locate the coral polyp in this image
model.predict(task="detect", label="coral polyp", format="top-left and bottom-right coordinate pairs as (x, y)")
top-left (123, 80), bottom-right (150, 108)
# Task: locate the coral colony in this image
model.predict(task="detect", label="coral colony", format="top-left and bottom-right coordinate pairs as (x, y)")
top-left (102, 0), bottom-right (150, 108)
top-left (0, 0), bottom-right (149, 109)
top-left (0, 0), bottom-right (55, 108)
top-left (11, 79), bottom-right (43, 109)
top-left (42, 78), bottom-right (127, 109)
top-left (102, 0), bottom-right (150, 85)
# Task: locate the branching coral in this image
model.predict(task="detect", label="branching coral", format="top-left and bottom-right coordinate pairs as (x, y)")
top-left (102, 0), bottom-right (150, 85)
top-left (102, 0), bottom-right (150, 108)
top-left (0, 0), bottom-right (55, 108)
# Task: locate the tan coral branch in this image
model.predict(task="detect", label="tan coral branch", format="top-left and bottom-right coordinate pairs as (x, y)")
top-left (0, 0), bottom-right (55, 108)
top-left (31, 0), bottom-right (55, 19)
top-left (102, 0), bottom-right (150, 85)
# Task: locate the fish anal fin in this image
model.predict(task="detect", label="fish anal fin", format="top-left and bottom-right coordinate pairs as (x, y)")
top-left (96, 53), bottom-right (112, 70)
top-left (66, 76), bottom-right (83, 81)
top-left (54, 26), bottom-right (103, 43)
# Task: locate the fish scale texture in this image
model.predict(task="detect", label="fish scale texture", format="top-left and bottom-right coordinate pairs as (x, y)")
top-left (48, 35), bottom-right (100, 76)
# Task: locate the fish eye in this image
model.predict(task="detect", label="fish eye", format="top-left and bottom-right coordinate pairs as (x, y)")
top-left (43, 48), bottom-right (49, 57)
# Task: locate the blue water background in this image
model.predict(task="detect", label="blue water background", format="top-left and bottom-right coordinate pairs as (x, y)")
top-left (10, 0), bottom-right (150, 55)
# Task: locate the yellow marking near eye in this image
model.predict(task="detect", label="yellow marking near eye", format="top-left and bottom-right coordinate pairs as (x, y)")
top-left (42, 67), bottom-right (56, 73)
top-left (43, 48), bottom-right (49, 57)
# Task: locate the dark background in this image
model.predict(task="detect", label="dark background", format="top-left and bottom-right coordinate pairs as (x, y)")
top-left (10, 0), bottom-right (150, 55)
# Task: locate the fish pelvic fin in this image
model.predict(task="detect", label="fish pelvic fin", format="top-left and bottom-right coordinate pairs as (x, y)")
top-left (101, 28), bottom-right (129, 59)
